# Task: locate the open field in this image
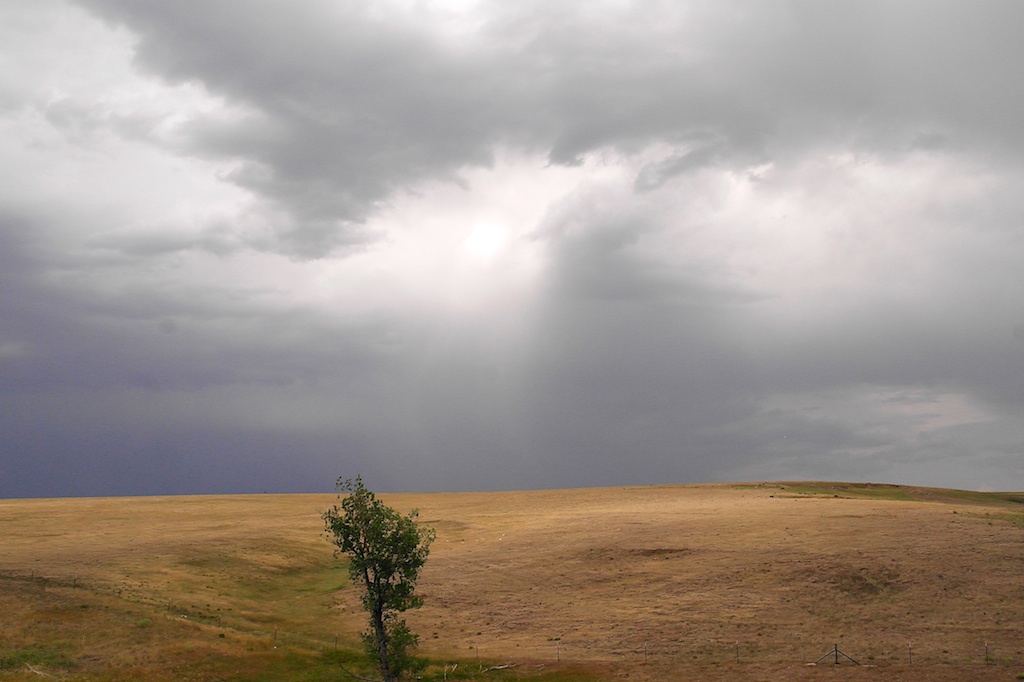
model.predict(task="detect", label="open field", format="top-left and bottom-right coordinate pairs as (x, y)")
top-left (2, 482), bottom-right (1023, 681)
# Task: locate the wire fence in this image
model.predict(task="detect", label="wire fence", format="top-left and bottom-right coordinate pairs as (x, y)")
top-left (224, 622), bottom-right (1021, 672)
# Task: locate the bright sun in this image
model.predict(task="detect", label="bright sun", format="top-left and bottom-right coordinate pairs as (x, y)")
top-left (461, 222), bottom-right (508, 262)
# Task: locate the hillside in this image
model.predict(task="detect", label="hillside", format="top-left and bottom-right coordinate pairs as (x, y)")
top-left (2, 482), bottom-right (1023, 681)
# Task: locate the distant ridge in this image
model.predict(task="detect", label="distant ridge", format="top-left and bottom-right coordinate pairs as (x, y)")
top-left (738, 481), bottom-right (1024, 506)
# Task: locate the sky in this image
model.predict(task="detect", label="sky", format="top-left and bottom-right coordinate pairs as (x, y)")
top-left (3, 0), bottom-right (1024, 498)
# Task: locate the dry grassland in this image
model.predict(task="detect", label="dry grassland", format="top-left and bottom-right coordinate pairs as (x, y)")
top-left (2, 483), bottom-right (1023, 681)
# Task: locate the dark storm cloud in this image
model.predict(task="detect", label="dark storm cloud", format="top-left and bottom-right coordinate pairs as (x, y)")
top-left (0, 207), bottom-right (414, 497)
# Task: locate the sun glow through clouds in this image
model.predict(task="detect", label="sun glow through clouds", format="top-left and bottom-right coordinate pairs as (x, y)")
top-left (461, 222), bottom-right (508, 262)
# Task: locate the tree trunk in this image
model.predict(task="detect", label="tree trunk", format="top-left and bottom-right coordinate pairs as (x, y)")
top-left (372, 605), bottom-right (395, 682)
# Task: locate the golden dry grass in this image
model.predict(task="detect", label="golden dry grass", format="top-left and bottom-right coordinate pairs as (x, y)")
top-left (2, 483), bottom-right (1023, 681)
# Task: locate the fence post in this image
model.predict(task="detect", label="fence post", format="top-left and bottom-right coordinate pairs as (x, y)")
top-left (815, 643), bottom-right (859, 666)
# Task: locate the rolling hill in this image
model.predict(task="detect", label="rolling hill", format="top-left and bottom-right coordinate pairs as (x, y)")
top-left (2, 482), bottom-right (1023, 681)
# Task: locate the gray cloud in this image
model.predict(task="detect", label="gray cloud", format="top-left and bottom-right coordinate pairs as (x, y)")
top-left (70, 0), bottom-right (1024, 256)
top-left (2, 0), bottom-right (1024, 497)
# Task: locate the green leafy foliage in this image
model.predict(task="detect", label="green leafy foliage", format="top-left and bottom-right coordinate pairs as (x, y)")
top-left (323, 477), bottom-right (435, 682)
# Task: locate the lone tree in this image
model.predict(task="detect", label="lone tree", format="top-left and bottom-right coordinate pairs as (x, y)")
top-left (323, 477), bottom-right (435, 682)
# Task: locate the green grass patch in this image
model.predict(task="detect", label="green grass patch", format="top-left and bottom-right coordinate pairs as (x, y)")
top-left (0, 645), bottom-right (76, 671)
top-left (170, 645), bottom-right (600, 682)
top-left (166, 541), bottom-right (350, 640)
top-left (774, 482), bottom-right (1024, 506)
top-left (962, 510), bottom-right (1024, 528)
